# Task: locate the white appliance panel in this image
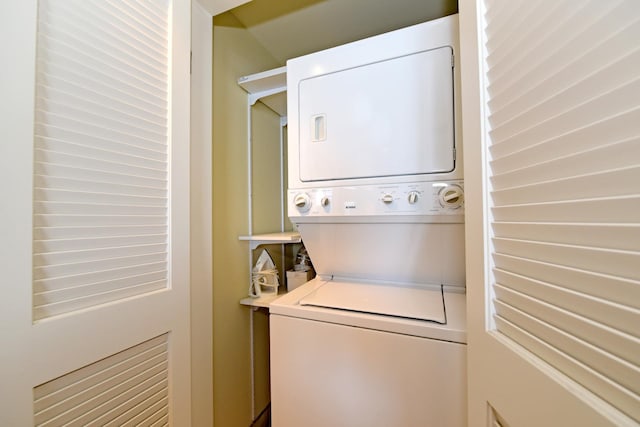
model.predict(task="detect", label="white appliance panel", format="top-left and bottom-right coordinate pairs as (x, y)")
top-left (287, 14), bottom-right (462, 190)
top-left (296, 222), bottom-right (466, 288)
top-left (298, 47), bottom-right (454, 182)
top-left (289, 181), bottom-right (465, 220)
top-left (270, 314), bottom-right (467, 427)
top-left (270, 279), bottom-right (467, 343)
top-left (299, 280), bottom-right (446, 323)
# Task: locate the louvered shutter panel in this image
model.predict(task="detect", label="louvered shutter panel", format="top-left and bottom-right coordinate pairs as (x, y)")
top-left (34, 334), bottom-right (169, 426)
top-left (484, 0), bottom-right (640, 421)
top-left (33, 0), bottom-right (170, 320)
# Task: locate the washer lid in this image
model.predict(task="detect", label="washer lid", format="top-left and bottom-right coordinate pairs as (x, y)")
top-left (299, 280), bottom-right (446, 324)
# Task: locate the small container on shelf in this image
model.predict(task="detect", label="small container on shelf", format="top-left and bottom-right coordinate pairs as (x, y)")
top-left (286, 246), bottom-right (315, 291)
top-left (286, 268), bottom-right (314, 292)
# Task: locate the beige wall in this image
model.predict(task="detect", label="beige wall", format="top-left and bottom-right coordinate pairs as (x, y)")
top-left (212, 12), bottom-right (282, 427)
top-left (249, 102), bottom-right (283, 418)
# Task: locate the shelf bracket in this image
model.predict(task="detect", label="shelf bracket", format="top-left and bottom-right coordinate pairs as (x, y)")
top-left (248, 86), bottom-right (286, 107)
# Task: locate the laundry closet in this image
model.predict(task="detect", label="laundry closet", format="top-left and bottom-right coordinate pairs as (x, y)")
top-left (212, 1), bottom-right (460, 426)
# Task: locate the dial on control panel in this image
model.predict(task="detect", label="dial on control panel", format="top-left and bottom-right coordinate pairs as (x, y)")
top-left (407, 191), bottom-right (419, 204)
top-left (438, 185), bottom-right (464, 209)
top-left (294, 193), bottom-right (312, 212)
top-left (381, 194), bottom-right (394, 204)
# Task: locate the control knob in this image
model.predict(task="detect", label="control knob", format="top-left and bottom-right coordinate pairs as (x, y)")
top-left (293, 193), bottom-right (312, 212)
top-left (381, 194), bottom-right (394, 204)
top-left (407, 191), bottom-right (419, 204)
top-left (438, 185), bottom-right (464, 209)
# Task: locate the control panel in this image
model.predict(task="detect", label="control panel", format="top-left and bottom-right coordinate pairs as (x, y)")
top-left (288, 181), bottom-right (464, 219)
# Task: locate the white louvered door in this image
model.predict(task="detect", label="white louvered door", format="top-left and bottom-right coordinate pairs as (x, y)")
top-left (460, 1), bottom-right (640, 426)
top-left (0, 1), bottom-right (191, 425)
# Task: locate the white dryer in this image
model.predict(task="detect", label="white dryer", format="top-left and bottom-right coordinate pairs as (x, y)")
top-left (270, 14), bottom-right (466, 427)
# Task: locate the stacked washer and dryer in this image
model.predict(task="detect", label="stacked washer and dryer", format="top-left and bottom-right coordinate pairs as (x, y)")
top-left (270, 15), bottom-right (466, 427)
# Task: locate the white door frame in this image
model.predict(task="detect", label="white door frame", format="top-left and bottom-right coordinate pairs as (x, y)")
top-left (191, 1), bottom-right (215, 426)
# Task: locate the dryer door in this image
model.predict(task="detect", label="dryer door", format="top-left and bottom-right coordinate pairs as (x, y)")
top-left (298, 46), bottom-right (455, 182)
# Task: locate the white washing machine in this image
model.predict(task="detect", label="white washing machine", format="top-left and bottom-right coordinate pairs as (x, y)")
top-left (270, 14), bottom-right (466, 427)
top-left (270, 286), bottom-right (466, 427)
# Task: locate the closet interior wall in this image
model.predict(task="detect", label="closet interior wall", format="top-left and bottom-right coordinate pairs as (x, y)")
top-left (212, 11), bottom-right (282, 427)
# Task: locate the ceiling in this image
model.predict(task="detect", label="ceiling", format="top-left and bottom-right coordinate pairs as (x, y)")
top-left (224, 0), bottom-right (458, 64)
